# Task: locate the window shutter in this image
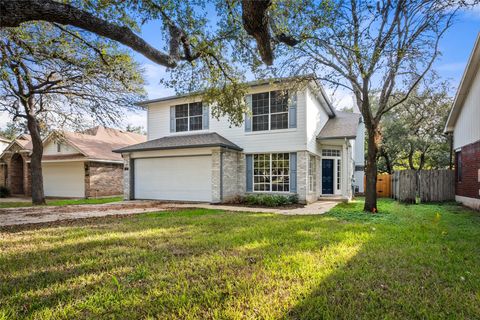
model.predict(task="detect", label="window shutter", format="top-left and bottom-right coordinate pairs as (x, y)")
top-left (202, 103), bottom-right (209, 130)
top-left (170, 106), bottom-right (175, 133)
top-left (245, 94), bottom-right (252, 132)
top-left (288, 92), bottom-right (297, 128)
top-left (290, 152), bottom-right (297, 192)
top-left (246, 154), bottom-right (253, 192)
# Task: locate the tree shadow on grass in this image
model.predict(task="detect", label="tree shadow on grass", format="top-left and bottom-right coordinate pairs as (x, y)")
top-left (285, 202), bottom-right (480, 319)
top-left (2, 203), bottom-right (479, 319)
top-left (1, 209), bottom-right (363, 318)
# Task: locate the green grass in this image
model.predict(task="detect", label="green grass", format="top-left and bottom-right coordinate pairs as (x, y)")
top-left (0, 197), bottom-right (122, 208)
top-left (1, 199), bottom-right (479, 319)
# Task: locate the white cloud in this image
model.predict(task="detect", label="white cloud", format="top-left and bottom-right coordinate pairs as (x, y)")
top-left (143, 63), bottom-right (175, 99)
top-left (0, 112), bottom-right (11, 130)
top-left (324, 87), bottom-right (358, 112)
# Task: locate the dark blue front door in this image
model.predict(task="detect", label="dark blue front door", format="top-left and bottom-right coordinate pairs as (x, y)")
top-left (322, 159), bottom-right (334, 194)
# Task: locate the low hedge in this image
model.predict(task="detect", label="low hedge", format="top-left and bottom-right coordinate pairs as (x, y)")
top-left (0, 186), bottom-right (10, 198)
top-left (244, 194), bottom-right (298, 207)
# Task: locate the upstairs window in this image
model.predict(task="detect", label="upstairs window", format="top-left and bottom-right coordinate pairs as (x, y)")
top-left (252, 91), bottom-right (288, 131)
top-left (174, 102), bottom-right (203, 132)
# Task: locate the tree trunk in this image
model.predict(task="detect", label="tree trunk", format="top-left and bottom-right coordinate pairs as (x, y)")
top-left (380, 147), bottom-right (393, 174)
top-left (364, 125), bottom-right (380, 212)
top-left (26, 112), bottom-right (46, 205)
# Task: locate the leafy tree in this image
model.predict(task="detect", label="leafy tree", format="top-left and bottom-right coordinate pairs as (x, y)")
top-left (125, 124), bottom-right (147, 135)
top-left (260, 0), bottom-right (474, 212)
top-left (0, 121), bottom-right (26, 140)
top-left (377, 83), bottom-right (452, 173)
top-left (0, 23), bottom-right (144, 204)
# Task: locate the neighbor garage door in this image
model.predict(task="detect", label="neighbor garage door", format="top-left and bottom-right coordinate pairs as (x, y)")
top-left (43, 162), bottom-right (85, 197)
top-left (134, 156), bottom-right (212, 202)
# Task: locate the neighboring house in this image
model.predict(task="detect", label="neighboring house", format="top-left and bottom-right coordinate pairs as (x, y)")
top-left (0, 126), bottom-right (145, 198)
top-left (445, 33), bottom-right (480, 210)
top-left (115, 77), bottom-right (365, 204)
top-left (0, 135), bottom-right (10, 154)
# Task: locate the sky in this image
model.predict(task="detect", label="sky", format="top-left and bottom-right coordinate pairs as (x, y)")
top-left (1, 6), bottom-right (480, 131)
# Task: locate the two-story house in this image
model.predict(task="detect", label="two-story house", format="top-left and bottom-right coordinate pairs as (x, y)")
top-left (115, 78), bottom-right (365, 204)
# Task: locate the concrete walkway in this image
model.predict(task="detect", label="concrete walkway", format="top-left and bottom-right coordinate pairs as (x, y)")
top-left (0, 200), bottom-right (339, 227)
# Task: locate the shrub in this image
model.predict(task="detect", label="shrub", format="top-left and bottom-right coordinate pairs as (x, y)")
top-left (0, 186), bottom-right (10, 198)
top-left (244, 194), bottom-right (298, 207)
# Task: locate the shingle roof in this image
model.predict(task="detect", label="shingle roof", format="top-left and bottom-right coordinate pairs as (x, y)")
top-left (114, 132), bottom-right (243, 153)
top-left (317, 111), bottom-right (362, 140)
top-left (60, 126), bottom-right (146, 161)
top-left (15, 134), bottom-right (32, 150)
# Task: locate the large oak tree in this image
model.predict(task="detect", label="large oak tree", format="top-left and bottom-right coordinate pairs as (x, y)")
top-left (0, 23), bottom-right (144, 204)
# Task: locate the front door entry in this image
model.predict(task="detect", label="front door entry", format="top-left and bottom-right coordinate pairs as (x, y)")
top-left (322, 159), bottom-right (334, 194)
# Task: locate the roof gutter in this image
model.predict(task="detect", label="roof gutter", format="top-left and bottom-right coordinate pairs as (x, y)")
top-left (113, 143), bottom-right (243, 153)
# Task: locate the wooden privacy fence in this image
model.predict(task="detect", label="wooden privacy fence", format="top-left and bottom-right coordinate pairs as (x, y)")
top-left (364, 173), bottom-right (392, 197)
top-left (391, 169), bottom-right (455, 203)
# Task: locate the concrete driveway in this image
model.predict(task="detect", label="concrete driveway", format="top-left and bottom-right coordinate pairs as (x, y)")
top-left (0, 200), bottom-right (339, 227)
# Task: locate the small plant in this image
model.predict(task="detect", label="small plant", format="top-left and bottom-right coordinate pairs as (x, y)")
top-left (0, 186), bottom-right (10, 198)
top-left (244, 194), bottom-right (298, 207)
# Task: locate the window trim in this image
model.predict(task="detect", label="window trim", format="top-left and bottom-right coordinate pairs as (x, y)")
top-left (251, 91), bottom-right (289, 132)
top-left (253, 153), bottom-right (290, 193)
top-left (174, 102), bottom-right (203, 133)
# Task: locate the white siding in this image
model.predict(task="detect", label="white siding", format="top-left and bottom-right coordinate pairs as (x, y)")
top-left (353, 119), bottom-right (365, 193)
top-left (453, 67), bottom-right (480, 149)
top-left (305, 87), bottom-right (330, 155)
top-left (43, 140), bottom-right (79, 155)
top-left (0, 141), bottom-right (9, 154)
top-left (43, 162), bottom-right (85, 197)
top-left (147, 84), bottom-right (308, 153)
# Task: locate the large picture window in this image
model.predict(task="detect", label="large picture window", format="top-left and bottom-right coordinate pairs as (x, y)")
top-left (252, 91), bottom-right (288, 131)
top-left (253, 153), bottom-right (290, 192)
top-left (175, 102), bottom-right (203, 132)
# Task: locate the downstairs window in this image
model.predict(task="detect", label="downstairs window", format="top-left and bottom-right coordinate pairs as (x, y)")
top-left (253, 153), bottom-right (290, 192)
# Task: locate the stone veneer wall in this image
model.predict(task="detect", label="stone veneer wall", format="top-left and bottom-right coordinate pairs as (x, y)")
top-left (296, 151), bottom-right (310, 204)
top-left (122, 154), bottom-right (132, 200)
top-left (85, 161), bottom-right (123, 198)
top-left (212, 149), bottom-right (245, 203)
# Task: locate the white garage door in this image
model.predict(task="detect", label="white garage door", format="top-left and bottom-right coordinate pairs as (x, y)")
top-left (134, 156), bottom-right (212, 202)
top-left (43, 162), bottom-right (85, 197)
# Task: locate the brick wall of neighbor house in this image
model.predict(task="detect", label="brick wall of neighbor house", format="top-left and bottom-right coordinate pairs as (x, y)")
top-left (85, 161), bottom-right (123, 198)
top-left (456, 140), bottom-right (480, 200)
top-left (0, 163), bottom-right (6, 187)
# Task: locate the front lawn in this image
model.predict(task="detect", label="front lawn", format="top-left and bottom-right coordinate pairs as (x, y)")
top-left (1, 199), bottom-right (479, 319)
top-left (0, 196), bottom-right (122, 209)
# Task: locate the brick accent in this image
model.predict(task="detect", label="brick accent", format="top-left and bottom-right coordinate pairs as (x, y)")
top-left (212, 149), bottom-right (244, 203)
top-left (0, 163), bottom-right (6, 187)
top-left (211, 150), bottom-right (221, 202)
top-left (297, 151), bottom-right (310, 204)
top-left (85, 161), bottom-right (123, 198)
top-left (456, 139), bottom-right (480, 200)
top-left (122, 154), bottom-right (132, 200)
